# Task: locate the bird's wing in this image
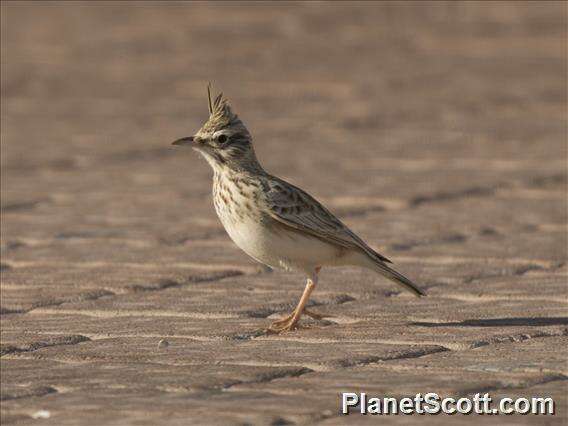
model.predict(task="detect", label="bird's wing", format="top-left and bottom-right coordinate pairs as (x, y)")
top-left (261, 176), bottom-right (392, 264)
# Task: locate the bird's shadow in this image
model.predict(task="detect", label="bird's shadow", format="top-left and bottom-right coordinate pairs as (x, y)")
top-left (411, 317), bottom-right (568, 327)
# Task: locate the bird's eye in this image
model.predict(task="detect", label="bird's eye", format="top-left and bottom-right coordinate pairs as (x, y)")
top-left (217, 134), bottom-right (228, 144)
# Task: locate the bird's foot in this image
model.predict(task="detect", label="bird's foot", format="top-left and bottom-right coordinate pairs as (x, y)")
top-left (266, 309), bottom-right (328, 334)
top-left (266, 312), bottom-right (299, 334)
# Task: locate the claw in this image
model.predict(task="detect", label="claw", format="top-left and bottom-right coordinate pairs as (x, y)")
top-left (266, 312), bottom-right (299, 333)
top-left (265, 324), bottom-right (296, 334)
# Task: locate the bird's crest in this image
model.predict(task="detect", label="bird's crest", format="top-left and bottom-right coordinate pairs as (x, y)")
top-left (202, 83), bottom-right (241, 133)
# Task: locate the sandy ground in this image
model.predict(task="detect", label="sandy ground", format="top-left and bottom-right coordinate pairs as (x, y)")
top-left (1, 2), bottom-right (567, 425)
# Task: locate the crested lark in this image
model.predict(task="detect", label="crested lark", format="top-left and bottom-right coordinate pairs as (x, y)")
top-left (173, 86), bottom-right (425, 333)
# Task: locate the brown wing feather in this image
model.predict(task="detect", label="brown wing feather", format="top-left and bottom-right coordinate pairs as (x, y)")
top-left (262, 176), bottom-right (392, 264)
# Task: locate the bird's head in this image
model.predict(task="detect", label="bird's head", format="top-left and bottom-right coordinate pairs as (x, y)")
top-left (172, 85), bottom-right (260, 173)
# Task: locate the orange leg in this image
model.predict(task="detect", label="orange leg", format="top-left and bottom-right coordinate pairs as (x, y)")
top-left (267, 267), bottom-right (320, 333)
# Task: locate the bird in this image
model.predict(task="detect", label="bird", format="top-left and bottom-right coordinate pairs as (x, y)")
top-left (172, 85), bottom-right (425, 333)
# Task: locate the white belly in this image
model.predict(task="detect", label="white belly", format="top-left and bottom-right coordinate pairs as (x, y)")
top-left (212, 172), bottom-right (344, 273)
top-left (220, 214), bottom-right (341, 273)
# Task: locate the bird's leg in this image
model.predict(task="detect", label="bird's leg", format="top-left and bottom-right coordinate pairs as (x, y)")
top-left (303, 266), bottom-right (325, 320)
top-left (267, 268), bottom-right (319, 333)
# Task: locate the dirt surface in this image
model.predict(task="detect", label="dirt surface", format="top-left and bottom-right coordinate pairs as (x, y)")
top-left (1, 2), bottom-right (567, 425)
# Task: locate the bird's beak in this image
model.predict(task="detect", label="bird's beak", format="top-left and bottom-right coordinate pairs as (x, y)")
top-left (172, 136), bottom-right (194, 146)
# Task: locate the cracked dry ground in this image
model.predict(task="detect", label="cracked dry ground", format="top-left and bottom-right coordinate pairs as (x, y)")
top-left (1, 3), bottom-right (567, 426)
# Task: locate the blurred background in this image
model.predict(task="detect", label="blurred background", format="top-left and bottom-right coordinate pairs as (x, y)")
top-left (2, 2), bottom-right (566, 227)
top-left (1, 2), bottom-right (567, 425)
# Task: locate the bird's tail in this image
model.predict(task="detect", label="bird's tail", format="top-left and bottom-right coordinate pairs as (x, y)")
top-left (368, 258), bottom-right (426, 297)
